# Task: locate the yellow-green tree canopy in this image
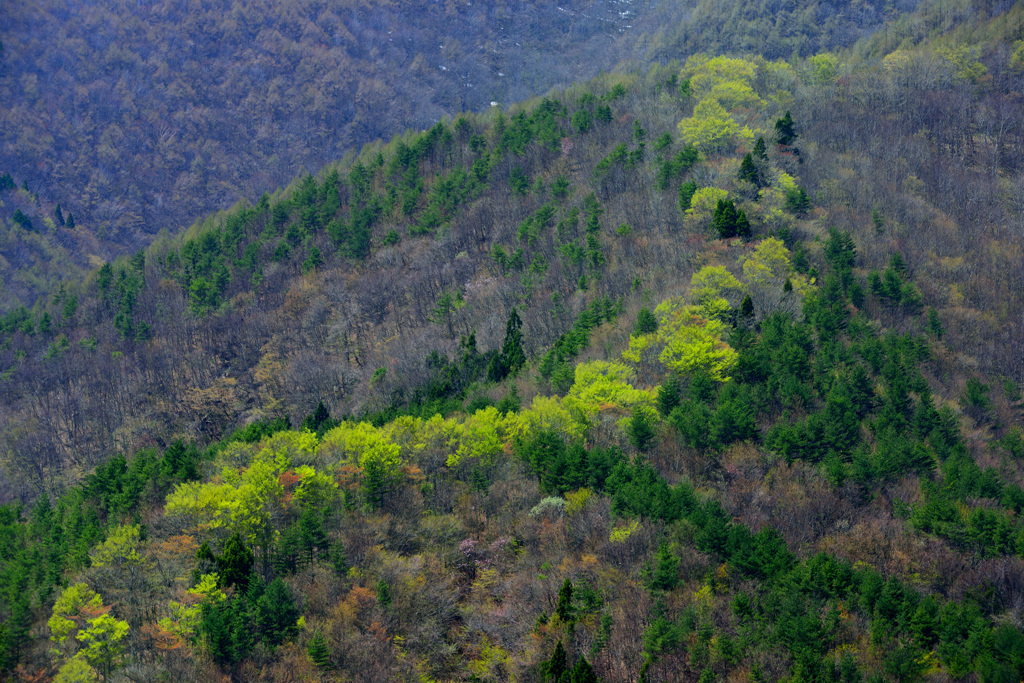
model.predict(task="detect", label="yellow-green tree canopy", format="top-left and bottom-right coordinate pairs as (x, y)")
top-left (89, 524), bottom-right (143, 568)
top-left (53, 657), bottom-right (98, 683)
top-left (516, 395), bottom-right (583, 441)
top-left (807, 53), bottom-right (840, 85)
top-left (563, 361), bottom-right (654, 428)
top-left (1011, 40), bottom-right (1024, 71)
top-left (683, 55), bottom-right (758, 100)
top-left (49, 584), bottom-right (129, 680)
top-left (686, 187), bottom-right (730, 220)
top-left (740, 237), bottom-right (812, 318)
top-left (320, 421), bottom-right (396, 466)
top-left (49, 584), bottom-right (105, 646)
top-left (690, 265), bottom-right (747, 320)
top-left (165, 431), bottom-right (334, 542)
top-left (158, 573), bottom-right (224, 643)
top-left (445, 406), bottom-right (520, 467)
top-left (76, 613), bottom-right (129, 676)
top-left (678, 99), bottom-right (755, 155)
top-left (623, 298), bottom-right (738, 381)
top-left (706, 80), bottom-right (765, 111)
top-left (935, 44), bottom-right (987, 82)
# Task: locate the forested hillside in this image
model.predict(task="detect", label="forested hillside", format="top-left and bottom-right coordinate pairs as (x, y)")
top-left (2, 0), bottom-right (1024, 680)
top-left (0, 0), bottom-right (929, 310)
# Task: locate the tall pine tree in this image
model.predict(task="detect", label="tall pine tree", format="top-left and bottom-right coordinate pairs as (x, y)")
top-left (488, 307), bottom-right (526, 381)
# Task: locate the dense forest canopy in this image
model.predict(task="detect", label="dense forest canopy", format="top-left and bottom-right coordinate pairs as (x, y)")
top-left (1, 0), bottom-right (1024, 680)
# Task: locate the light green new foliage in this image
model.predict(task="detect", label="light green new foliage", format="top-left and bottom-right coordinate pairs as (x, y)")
top-left (690, 265), bottom-right (747, 320)
top-left (706, 80), bottom-right (765, 110)
top-left (49, 584), bottom-right (129, 680)
top-left (1012, 40), bottom-right (1024, 70)
top-left (76, 613), bottom-right (129, 676)
top-left (564, 361), bottom-right (653, 428)
top-left (741, 237), bottom-right (810, 293)
top-left (89, 524), bottom-right (143, 568)
top-left (935, 43), bottom-right (987, 82)
top-left (517, 395), bottom-right (583, 441)
top-left (467, 637), bottom-right (514, 682)
top-left (224, 455), bottom-right (283, 542)
top-left (158, 573), bottom-right (224, 641)
top-left (446, 406), bottom-right (513, 467)
top-left (358, 439), bottom-right (403, 481)
top-left (291, 465), bottom-right (338, 508)
top-left (684, 55), bottom-right (758, 99)
top-left (53, 657), bottom-right (98, 683)
top-left (165, 430), bottom-right (330, 543)
top-left (623, 297), bottom-right (738, 381)
top-left (610, 520), bottom-right (639, 543)
top-left (49, 584), bottom-right (104, 646)
top-left (740, 237), bottom-right (812, 318)
top-left (678, 99), bottom-right (754, 155)
top-left (163, 479), bottom-right (240, 530)
top-left (807, 53), bottom-right (840, 85)
top-left (319, 421), bottom-right (393, 466)
top-left (686, 187), bottom-right (729, 220)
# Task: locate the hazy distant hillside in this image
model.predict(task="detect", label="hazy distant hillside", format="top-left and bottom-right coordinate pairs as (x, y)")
top-left (0, 0), bottom-right (655, 258)
top-left (0, 0), bottom-right (935, 311)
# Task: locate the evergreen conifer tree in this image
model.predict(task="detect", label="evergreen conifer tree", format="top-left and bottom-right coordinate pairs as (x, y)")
top-left (298, 507), bottom-right (329, 564)
top-left (488, 308), bottom-right (526, 381)
top-left (219, 534), bottom-right (254, 591)
top-left (627, 406), bottom-right (657, 452)
top-left (649, 544), bottom-right (679, 591)
top-left (735, 209), bottom-right (751, 239)
top-left (634, 307), bottom-right (658, 335)
top-left (738, 153), bottom-right (761, 187)
top-left (740, 294), bottom-right (754, 319)
top-left (301, 401), bottom-right (331, 432)
top-left (712, 199), bottom-right (740, 239)
top-left (331, 544), bottom-right (349, 578)
top-left (543, 641), bottom-right (568, 681)
top-left (679, 180), bottom-right (697, 213)
top-left (926, 308), bottom-right (944, 340)
top-left (257, 579), bottom-right (301, 647)
top-left (307, 631), bottom-right (332, 670)
top-left (570, 656), bottom-right (600, 683)
top-left (65, 213), bottom-right (75, 230)
top-left (54, 204), bottom-right (65, 226)
top-left (775, 111), bottom-right (796, 145)
top-left (657, 373), bottom-right (681, 416)
top-left (376, 580), bottom-right (392, 607)
top-left (556, 579), bottom-right (574, 622)
top-left (753, 136), bottom-right (768, 160)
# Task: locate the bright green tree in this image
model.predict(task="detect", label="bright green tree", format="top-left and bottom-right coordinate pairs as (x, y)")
top-left (678, 99), bottom-right (754, 155)
top-left (624, 298), bottom-right (738, 381)
top-left (76, 614), bottom-right (129, 678)
top-left (53, 657), bottom-right (97, 683)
